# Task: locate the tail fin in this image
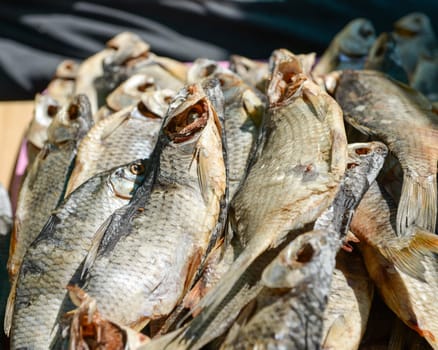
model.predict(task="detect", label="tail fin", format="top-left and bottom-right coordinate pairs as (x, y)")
top-left (397, 173), bottom-right (437, 236)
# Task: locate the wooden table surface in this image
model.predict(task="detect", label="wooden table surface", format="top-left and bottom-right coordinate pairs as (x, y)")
top-left (0, 101), bottom-right (33, 188)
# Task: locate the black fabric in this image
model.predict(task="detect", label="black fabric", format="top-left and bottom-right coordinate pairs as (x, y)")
top-left (0, 0), bottom-right (437, 100)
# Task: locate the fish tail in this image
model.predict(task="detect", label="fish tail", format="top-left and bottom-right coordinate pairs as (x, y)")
top-left (397, 173), bottom-right (437, 236)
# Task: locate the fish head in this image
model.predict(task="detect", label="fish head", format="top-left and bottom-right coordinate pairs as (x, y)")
top-left (27, 94), bottom-right (59, 149)
top-left (108, 159), bottom-right (149, 200)
top-left (162, 81), bottom-right (226, 201)
top-left (47, 94), bottom-right (94, 144)
top-left (106, 74), bottom-right (158, 111)
top-left (346, 141), bottom-right (388, 194)
top-left (133, 89), bottom-right (176, 120)
top-left (163, 83), bottom-right (217, 145)
top-left (262, 230), bottom-right (328, 289)
top-left (55, 59), bottom-right (79, 80)
top-left (105, 32), bottom-right (150, 67)
top-left (337, 18), bottom-right (376, 58)
top-left (187, 58), bottom-right (220, 83)
top-left (267, 49), bottom-right (307, 106)
top-left (394, 12), bottom-right (434, 38)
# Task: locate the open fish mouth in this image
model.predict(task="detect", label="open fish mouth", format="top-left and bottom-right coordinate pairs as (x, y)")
top-left (164, 98), bottom-right (209, 143)
top-left (269, 59), bottom-right (306, 106)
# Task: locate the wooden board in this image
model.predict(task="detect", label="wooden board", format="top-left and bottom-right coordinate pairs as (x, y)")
top-left (0, 101), bottom-right (33, 188)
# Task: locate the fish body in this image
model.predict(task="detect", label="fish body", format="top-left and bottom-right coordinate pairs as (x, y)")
top-left (365, 32), bottom-right (409, 84)
top-left (66, 89), bottom-right (174, 195)
top-left (9, 159), bottom-right (148, 350)
top-left (313, 18), bottom-right (376, 76)
top-left (222, 229), bottom-right (333, 350)
top-left (7, 95), bottom-right (93, 290)
top-left (188, 59), bottom-right (265, 198)
top-left (81, 81), bottom-right (226, 329)
top-left (220, 141), bottom-right (386, 350)
top-left (321, 249), bottom-right (374, 350)
top-left (335, 69), bottom-right (438, 235)
top-left (218, 72), bottom-right (265, 198)
top-left (351, 182), bottom-right (438, 349)
top-left (153, 49), bottom-right (348, 350)
top-left (393, 12), bottom-right (437, 77)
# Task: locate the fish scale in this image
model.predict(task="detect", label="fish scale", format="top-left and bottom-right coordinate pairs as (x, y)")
top-left (147, 50), bottom-right (347, 350)
top-left (351, 182), bottom-right (438, 349)
top-left (85, 180), bottom-right (207, 312)
top-left (81, 82), bottom-right (226, 330)
top-left (10, 160), bottom-right (147, 350)
top-left (336, 69), bottom-right (438, 235)
top-left (66, 100), bottom-right (166, 195)
top-left (6, 95), bottom-right (93, 307)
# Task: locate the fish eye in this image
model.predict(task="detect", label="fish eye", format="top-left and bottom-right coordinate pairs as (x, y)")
top-left (130, 162), bottom-right (145, 175)
top-left (47, 104), bottom-right (59, 118)
top-left (68, 104), bottom-right (79, 120)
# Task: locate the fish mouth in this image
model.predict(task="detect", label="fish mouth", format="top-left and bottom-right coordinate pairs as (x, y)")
top-left (164, 98), bottom-right (209, 143)
top-left (269, 60), bottom-right (306, 106)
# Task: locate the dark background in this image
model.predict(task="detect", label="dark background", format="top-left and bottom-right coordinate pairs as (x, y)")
top-left (0, 0), bottom-right (437, 100)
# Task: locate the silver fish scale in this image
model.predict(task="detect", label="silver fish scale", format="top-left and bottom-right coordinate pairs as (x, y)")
top-left (68, 113), bottom-right (161, 193)
top-left (10, 143), bottom-right (76, 279)
top-left (223, 95), bottom-right (259, 199)
top-left (11, 174), bottom-right (130, 350)
top-left (83, 125), bottom-right (224, 328)
top-left (234, 98), bottom-right (334, 247)
top-left (223, 281), bottom-right (327, 350)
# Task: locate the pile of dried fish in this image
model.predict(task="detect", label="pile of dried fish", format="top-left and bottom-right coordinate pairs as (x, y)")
top-left (1, 11), bottom-right (437, 350)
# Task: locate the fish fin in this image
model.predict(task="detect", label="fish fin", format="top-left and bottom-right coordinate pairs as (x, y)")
top-left (4, 277), bottom-right (17, 336)
top-left (242, 89), bottom-right (264, 128)
top-left (342, 230), bottom-right (360, 252)
top-left (183, 249), bottom-right (203, 297)
top-left (343, 114), bottom-right (373, 136)
top-left (393, 80), bottom-right (433, 111)
top-left (129, 317), bottom-right (151, 332)
top-left (192, 252), bottom-right (253, 314)
top-left (322, 315), bottom-right (348, 348)
top-left (98, 109), bottom-right (131, 142)
top-left (81, 215), bottom-right (113, 279)
top-left (194, 144), bottom-right (210, 204)
top-left (302, 82), bottom-right (327, 121)
top-left (7, 218), bottom-right (20, 278)
top-left (382, 226), bottom-right (438, 281)
top-left (396, 173), bottom-right (437, 236)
